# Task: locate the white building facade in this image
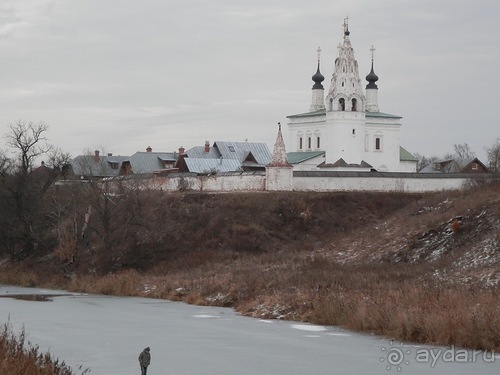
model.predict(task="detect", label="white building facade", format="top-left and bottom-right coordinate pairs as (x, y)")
top-left (287, 20), bottom-right (416, 172)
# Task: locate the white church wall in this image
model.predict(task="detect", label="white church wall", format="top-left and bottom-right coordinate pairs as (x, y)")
top-left (364, 119), bottom-right (401, 171)
top-left (324, 111), bottom-right (366, 164)
top-left (287, 115), bottom-right (325, 152)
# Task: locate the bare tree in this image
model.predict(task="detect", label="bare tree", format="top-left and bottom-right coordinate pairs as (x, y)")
top-left (5, 120), bottom-right (52, 174)
top-left (453, 143), bottom-right (476, 159)
top-left (0, 121), bottom-right (69, 258)
top-left (485, 138), bottom-right (500, 173)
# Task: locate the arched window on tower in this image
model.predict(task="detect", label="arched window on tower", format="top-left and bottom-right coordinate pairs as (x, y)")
top-left (328, 97), bottom-right (333, 111)
top-left (339, 98), bottom-right (345, 111)
top-left (351, 98), bottom-right (357, 112)
top-left (375, 137), bottom-right (381, 151)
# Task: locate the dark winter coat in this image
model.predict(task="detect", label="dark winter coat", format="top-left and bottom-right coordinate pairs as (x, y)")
top-left (139, 348), bottom-right (151, 367)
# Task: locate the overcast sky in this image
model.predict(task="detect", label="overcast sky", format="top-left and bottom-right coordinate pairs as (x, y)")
top-left (1, 0), bottom-right (499, 162)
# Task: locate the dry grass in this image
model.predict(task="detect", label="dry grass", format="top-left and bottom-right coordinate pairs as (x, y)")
top-left (0, 320), bottom-right (89, 375)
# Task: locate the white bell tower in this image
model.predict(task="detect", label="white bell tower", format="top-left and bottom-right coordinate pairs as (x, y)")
top-left (323, 18), bottom-right (366, 165)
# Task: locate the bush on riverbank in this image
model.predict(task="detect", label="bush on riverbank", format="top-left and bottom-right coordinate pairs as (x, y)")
top-left (0, 320), bottom-right (88, 375)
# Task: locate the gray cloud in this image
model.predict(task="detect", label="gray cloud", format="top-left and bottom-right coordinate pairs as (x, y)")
top-left (0, 0), bottom-right (498, 161)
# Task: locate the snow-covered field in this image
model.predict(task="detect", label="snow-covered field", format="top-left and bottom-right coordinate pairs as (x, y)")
top-left (0, 285), bottom-right (498, 375)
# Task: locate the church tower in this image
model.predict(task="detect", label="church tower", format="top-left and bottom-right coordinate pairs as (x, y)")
top-left (323, 18), bottom-right (367, 166)
top-left (310, 47), bottom-right (326, 112)
top-left (286, 18), bottom-right (415, 172)
top-left (365, 45), bottom-right (380, 113)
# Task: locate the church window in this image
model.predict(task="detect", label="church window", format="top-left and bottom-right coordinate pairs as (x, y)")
top-left (308, 137), bottom-right (312, 149)
top-left (352, 129), bottom-right (355, 135)
top-left (351, 98), bottom-right (357, 111)
top-left (339, 98), bottom-right (345, 111)
top-left (316, 137), bottom-right (320, 149)
top-left (342, 81), bottom-right (344, 87)
top-left (375, 137), bottom-right (381, 150)
top-left (299, 137), bottom-right (303, 150)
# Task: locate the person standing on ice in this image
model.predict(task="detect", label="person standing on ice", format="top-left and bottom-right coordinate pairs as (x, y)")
top-left (138, 347), bottom-right (151, 375)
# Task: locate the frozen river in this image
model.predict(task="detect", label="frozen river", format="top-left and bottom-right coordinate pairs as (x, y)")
top-left (0, 285), bottom-right (498, 375)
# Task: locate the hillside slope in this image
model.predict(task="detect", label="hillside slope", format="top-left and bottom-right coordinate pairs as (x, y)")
top-left (1, 181), bottom-right (499, 351)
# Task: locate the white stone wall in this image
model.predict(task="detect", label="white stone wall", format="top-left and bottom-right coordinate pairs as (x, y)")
top-left (292, 175), bottom-right (468, 193)
top-left (145, 172), bottom-right (484, 194)
top-left (266, 166), bottom-right (293, 191)
top-left (152, 174), bottom-right (265, 192)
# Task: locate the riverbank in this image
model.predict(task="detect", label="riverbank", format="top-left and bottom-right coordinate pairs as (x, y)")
top-left (1, 183), bottom-right (499, 352)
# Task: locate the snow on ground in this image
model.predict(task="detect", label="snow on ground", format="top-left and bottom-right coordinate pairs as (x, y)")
top-left (0, 285), bottom-right (498, 375)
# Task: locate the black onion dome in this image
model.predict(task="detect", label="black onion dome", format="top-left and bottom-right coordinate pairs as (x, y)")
top-left (366, 62), bottom-right (379, 89)
top-left (312, 63), bottom-right (325, 89)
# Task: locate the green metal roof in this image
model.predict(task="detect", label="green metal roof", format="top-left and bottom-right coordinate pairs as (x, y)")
top-left (287, 110), bottom-right (401, 119)
top-left (286, 151), bottom-right (325, 164)
top-left (286, 110), bottom-right (326, 119)
top-left (365, 111), bottom-right (402, 119)
top-left (400, 146), bottom-right (418, 162)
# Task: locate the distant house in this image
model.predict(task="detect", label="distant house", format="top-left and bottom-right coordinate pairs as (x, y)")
top-left (176, 141), bottom-right (272, 174)
top-left (70, 151), bottom-right (129, 179)
top-left (419, 157), bottom-right (490, 174)
top-left (124, 149), bottom-right (178, 175)
top-left (69, 147), bottom-right (178, 179)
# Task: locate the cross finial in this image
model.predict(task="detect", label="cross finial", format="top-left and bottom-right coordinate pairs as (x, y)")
top-left (343, 16), bottom-right (349, 31)
top-left (278, 122), bottom-right (281, 131)
top-left (370, 45), bottom-right (376, 62)
top-left (316, 46), bottom-right (321, 63)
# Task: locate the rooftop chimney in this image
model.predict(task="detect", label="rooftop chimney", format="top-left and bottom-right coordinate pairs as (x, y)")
top-left (146, 146), bottom-right (152, 152)
top-left (204, 140), bottom-right (210, 153)
top-left (94, 150), bottom-right (100, 163)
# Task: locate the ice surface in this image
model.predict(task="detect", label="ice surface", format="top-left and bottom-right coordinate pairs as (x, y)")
top-left (0, 285), bottom-right (498, 375)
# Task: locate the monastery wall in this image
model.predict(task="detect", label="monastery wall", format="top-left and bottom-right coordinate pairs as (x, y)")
top-left (154, 172), bottom-right (265, 192)
top-left (149, 171), bottom-right (493, 193)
